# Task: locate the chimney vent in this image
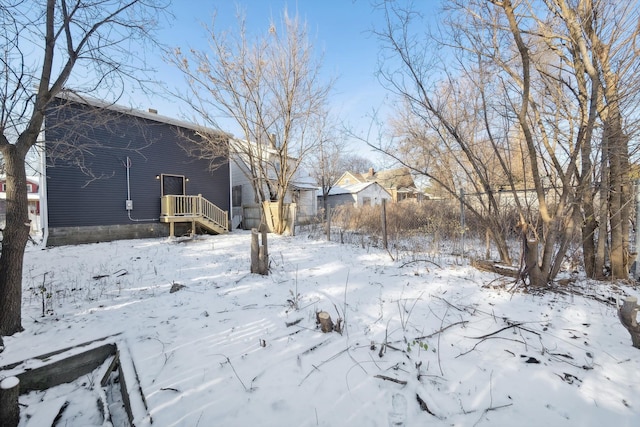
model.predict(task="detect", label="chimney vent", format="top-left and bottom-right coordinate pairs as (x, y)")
top-left (148, 108), bottom-right (158, 114)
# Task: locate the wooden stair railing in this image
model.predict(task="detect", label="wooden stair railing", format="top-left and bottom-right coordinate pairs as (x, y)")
top-left (160, 194), bottom-right (229, 236)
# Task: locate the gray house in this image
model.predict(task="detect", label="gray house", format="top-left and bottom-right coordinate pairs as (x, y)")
top-left (43, 95), bottom-right (231, 246)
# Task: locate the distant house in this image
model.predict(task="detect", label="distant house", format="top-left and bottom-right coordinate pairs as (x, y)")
top-left (43, 95), bottom-right (231, 246)
top-left (321, 181), bottom-right (391, 209)
top-left (335, 167), bottom-right (423, 203)
top-left (288, 173), bottom-right (319, 223)
top-left (230, 139), bottom-right (317, 230)
top-left (0, 176), bottom-right (40, 233)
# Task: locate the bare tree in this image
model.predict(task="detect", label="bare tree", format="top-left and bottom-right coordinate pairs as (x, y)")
top-left (305, 125), bottom-right (374, 212)
top-left (490, 0), bottom-right (640, 279)
top-left (167, 8), bottom-right (332, 234)
top-left (0, 0), bottom-right (168, 336)
top-left (375, 0), bottom-right (639, 285)
top-left (339, 153), bottom-right (373, 176)
top-left (305, 132), bottom-right (343, 212)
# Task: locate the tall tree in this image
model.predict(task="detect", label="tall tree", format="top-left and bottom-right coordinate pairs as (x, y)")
top-left (168, 9), bottom-right (332, 234)
top-left (0, 0), bottom-right (167, 336)
top-left (375, 0), bottom-right (639, 284)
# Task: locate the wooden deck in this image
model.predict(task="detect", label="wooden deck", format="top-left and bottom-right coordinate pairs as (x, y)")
top-left (160, 194), bottom-right (229, 237)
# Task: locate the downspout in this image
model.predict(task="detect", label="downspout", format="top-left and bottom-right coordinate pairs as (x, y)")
top-left (38, 131), bottom-right (49, 247)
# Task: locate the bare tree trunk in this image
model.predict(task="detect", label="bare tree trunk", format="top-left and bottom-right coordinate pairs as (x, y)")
top-left (486, 221), bottom-right (511, 264)
top-left (520, 223), bottom-right (547, 287)
top-left (620, 138), bottom-right (632, 276)
top-left (0, 147), bottom-right (29, 336)
top-left (582, 193), bottom-right (597, 277)
top-left (275, 197), bottom-right (286, 235)
top-left (525, 239), bottom-right (546, 287)
top-left (605, 116), bottom-right (629, 279)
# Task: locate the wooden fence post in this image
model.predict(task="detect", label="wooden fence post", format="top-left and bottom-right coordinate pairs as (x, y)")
top-left (250, 228), bottom-right (269, 275)
top-left (260, 227), bottom-right (269, 274)
top-left (0, 376), bottom-right (20, 427)
top-left (326, 207), bottom-right (331, 241)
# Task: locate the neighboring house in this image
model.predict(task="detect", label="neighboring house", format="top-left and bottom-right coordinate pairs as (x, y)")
top-left (321, 181), bottom-right (392, 209)
top-left (0, 176), bottom-right (41, 233)
top-left (229, 139), bottom-right (317, 230)
top-left (43, 95), bottom-right (231, 246)
top-left (289, 173), bottom-right (318, 223)
top-left (335, 167), bottom-right (423, 203)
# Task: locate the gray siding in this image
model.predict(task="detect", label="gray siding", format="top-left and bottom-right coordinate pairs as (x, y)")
top-left (323, 193), bottom-right (357, 209)
top-left (45, 99), bottom-right (229, 237)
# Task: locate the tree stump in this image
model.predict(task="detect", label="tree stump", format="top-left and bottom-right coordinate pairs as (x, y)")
top-left (0, 376), bottom-right (20, 427)
top-left (524, 238), bottom-right (545, 287)
top-left (317, 311), bottom-right (334, 333)
top-left (618, 296), bottom-right (640, 349)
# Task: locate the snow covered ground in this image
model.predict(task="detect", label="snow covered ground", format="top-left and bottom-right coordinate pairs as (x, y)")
top-left (1, 230), bottom-right (639, 426)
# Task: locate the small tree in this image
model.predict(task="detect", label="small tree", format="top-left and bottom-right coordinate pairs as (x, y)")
top-left (305, 125), bottom-right (372, 213)
top-left (168, 9), bottom-right (332, 234)
top-left (0, 0), bottom-right (167, 336)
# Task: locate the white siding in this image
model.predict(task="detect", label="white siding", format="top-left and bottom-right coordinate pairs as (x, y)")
top-left (355, 184), bottom-right (391, 206)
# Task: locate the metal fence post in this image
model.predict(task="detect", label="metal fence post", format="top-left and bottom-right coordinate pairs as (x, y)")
top-left (381, 199), bottom-right (388, 250)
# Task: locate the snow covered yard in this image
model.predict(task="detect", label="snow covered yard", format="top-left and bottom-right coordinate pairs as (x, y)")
top-left (2, 230), bottom-right (639, 426)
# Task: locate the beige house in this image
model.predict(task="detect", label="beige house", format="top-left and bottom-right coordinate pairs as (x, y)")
top-left (334, 167), bottom-right (423, 203)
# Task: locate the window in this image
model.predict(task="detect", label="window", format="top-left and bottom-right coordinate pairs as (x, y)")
top-left (232, 185), bottom-right (243, 207)
top-left (362, 197), bottom-right (371, 206)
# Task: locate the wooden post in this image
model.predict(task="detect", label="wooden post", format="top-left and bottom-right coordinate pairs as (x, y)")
top-left (325, 206), bottom-right (331, 241)
top-left (381, 199), bottom-right (388, 250)
top-left (251, 228), bottom-right (259, 274)
top-left (619, 296), bottom-right (640, 349)
top-left (259, 227), bottom-right (269, 274)
top-left (0, 376), bottom-right (20, 427)
top-left (250, 228), bottom-right (269, 275)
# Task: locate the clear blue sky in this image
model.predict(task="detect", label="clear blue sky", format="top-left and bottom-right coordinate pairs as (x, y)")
top-left (131, 0), bottom-right (439, 163)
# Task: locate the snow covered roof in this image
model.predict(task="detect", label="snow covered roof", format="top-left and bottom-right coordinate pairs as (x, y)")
top-left (327, 181), bottom-right (381, 196)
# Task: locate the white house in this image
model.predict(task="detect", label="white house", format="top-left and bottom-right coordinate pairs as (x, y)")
top-left (229, 138), bottom-right (318, 230)
top-left (320, 181), bottom-right (392, 209)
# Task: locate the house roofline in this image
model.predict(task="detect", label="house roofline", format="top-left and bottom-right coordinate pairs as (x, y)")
top-left (54, 92), bottom-right (231, 138)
